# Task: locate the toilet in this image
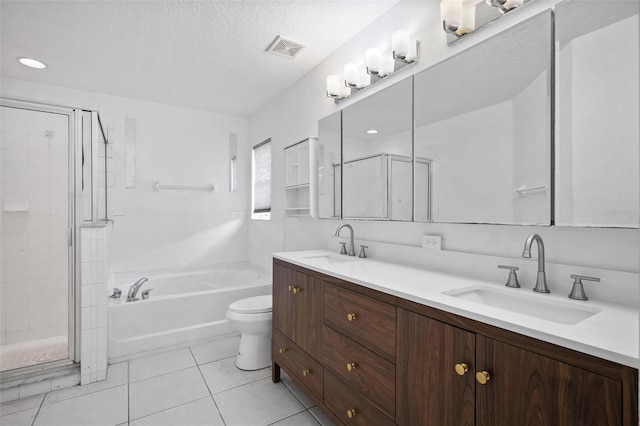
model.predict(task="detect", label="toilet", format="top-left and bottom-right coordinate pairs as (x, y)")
top-left (226, 295), bottom-right (272, 370)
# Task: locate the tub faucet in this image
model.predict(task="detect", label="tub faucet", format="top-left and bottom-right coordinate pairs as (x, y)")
top-left (522, 234), bottom-right (550, 293)
top-left (335, 224), bottom-right (356, 256)
top-left (126, 277), bottom-right (149, 302)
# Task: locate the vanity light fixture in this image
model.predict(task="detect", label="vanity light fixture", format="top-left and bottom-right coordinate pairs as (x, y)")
top-left (17, 57), bottom-right (47, 69)
top-left (442, 0), bottom-right (528, 43)
top-left (486, 0), bottom-right (524, 13)
top-left (326, 30), bottom-right (420, 103)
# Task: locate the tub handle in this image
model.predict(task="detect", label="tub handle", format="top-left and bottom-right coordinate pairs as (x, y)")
top-left (141, 289), bottom-right (153, 300)
top-left (110, 288), bottom-right (122, 299)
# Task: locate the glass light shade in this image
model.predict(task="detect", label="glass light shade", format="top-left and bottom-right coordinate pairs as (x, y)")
top-left (339, 84), bottom-right (351, 98)
top-left (344, 63), bottom-right (359, 87)
top-left (461, 0), bottom-right (476, 33)
top-left (380, 56), bottom-right (395, 76)
top-left (359, 70), bottom-right (371, 88)
top-left (391, 30), bottom-right (410, 58)
top-left (365, 48), bottom-right (381, 74)
top-left (441, 0), bottom-right (463, 29)
top-left (326, 75), bottom-right (340, 96)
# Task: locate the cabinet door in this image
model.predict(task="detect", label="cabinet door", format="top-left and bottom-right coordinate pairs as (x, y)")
top-left (396, 309), bottom-right (475, 426)
top-left (476, 336), bottom-right (623, 426)
top-left (297, 141), bottom-right (310, 185)
top-left (294, 274), bottom-right (323, 355)
top-left (273, 263), bottom-right (295, 339)
top-left (285, 146), bottom-right (299, 187)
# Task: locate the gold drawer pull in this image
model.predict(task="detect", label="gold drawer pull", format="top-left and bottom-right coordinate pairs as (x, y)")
top-left (346, 409), bottom-right (357, 419)
top-left (302, 369), bottom-right (310, 377)
top-left (278, 347), bottom-right (287, 354)
top-left (476, 370), bottom-right (491, 385)
top-left (346, 362), bottom-right (357, 372)
top-left (347, 313), bottom-right (357, 321)
top-left (454, 362), bottom-right (469, 376)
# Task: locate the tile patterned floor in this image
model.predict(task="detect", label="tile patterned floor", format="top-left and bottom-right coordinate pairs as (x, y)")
top-left (0, 336), bottom-right (336, 426)
top-left (0, 336), bottom-right (68, 372)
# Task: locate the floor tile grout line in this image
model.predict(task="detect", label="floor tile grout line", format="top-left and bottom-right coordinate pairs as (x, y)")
top-left (127, 361), bottom-right (130, 425)
top-left (27, 394), bottom-right (46, 426)
top-left (192, 347), bottom-right (227, 426)
top-left (128, 362), bottom-right (199, 384)
top-left (208, 373), bottom-right (273, 397)
top-left (265, 408), bottom-right (312, 426)
top-left (127, 395), bottom-right (212, 424)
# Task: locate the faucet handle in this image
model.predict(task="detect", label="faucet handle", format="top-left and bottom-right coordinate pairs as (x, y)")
top-left (358, 245), bottom-right (368, 259)
top-left (339, 242), bottom-right (348, 255)
top-left (498, 265), bottom-right (520, 288)
top-left (110, 288), bottom-right (122, 299)
top-left (141, 289), bottom-right (153, 300)
top-left (568, 274), bottom-right (600, 301)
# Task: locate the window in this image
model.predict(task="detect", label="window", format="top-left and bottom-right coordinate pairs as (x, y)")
top-left (252, 139), bottom-right (271, 220)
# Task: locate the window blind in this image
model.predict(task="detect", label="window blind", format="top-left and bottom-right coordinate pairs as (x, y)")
top-left (253, 140), bottom-right (271, 213)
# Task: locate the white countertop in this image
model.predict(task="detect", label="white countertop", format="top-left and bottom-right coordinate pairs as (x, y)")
top-left (274, 249), bottom-right (639, 368)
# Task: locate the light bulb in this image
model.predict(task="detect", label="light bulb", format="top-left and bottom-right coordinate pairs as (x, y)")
top-left (392, 30), bottom-right (410, 60)
top-left (344, 63), bottom-right (359, 87)
top-left (365, 48), bottom-right (381, 75)
top-left (326, 75), bottom-right (340, 97)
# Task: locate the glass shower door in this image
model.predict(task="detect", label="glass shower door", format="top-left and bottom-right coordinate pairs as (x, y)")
top-left (0, 105), bottom-right (72, 372)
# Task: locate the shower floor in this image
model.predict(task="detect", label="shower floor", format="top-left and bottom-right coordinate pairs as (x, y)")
top-left (0, 335), bottom-right (68, 372)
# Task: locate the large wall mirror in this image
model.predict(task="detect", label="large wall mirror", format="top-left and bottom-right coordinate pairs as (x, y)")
top-left (414, 11), bottom-right (552, 225)
top-left (318, 111), bottom-right (342, 219)
top-left (341, 78), bottom-right (413, 220)
top-left (555, 1), bottom-right (639, 228)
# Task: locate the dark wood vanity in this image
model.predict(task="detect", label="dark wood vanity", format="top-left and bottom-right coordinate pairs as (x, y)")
top-left (271, 258), bottom-right (638, 426)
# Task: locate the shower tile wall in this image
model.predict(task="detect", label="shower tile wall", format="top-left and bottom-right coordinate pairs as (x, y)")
top-left (1, 106), bottom-right (69, 348)
top-left (79, 226), bottom-right (108, 384)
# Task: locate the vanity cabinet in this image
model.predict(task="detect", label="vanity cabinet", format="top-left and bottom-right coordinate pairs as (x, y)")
top-left (397, 309), bottom-right (624, 425)
top-left (272, 262), bottom-right (324, 399)
top-left (272, 259), bottom-right (638, 426)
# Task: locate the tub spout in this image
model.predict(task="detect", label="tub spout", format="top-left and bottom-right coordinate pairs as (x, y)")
top-left (126, 277), bottom-right (149, 302)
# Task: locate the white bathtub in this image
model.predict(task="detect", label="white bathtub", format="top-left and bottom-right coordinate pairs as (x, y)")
top-left (108, 264), bottom-right (271, 360)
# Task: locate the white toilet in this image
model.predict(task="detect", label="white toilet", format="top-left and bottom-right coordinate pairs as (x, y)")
top-left (226, 295), bottom-right (272, 370)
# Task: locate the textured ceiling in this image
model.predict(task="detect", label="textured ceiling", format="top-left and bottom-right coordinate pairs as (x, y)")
top-left (1, 0), bottom-right (400, 117)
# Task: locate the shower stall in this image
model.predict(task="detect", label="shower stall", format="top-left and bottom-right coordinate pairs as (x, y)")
top-left (0, 99), bottom-right (107, 381)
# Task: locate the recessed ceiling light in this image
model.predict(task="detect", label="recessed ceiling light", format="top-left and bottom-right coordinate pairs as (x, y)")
top-left (17, 57), bottom-right (47, 69)
top-left (366, 129), bottom-right (378, 134)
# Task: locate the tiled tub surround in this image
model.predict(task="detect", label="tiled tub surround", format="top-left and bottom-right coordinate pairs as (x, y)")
top-left (274, 249), bottom-right (638, 368)
top-left (108, 264), bottom-right (272, 361)
top-left (0, 336), bottom-right (335, 426)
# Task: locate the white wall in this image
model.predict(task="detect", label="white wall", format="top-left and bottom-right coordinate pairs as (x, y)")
top-left (1, 78), bottom-right (250, 274)
top-left (248, 0), bottom-right (639, 276)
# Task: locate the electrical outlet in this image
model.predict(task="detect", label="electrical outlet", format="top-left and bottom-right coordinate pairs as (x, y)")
top-left (422, 235), bottom-right (442, 250)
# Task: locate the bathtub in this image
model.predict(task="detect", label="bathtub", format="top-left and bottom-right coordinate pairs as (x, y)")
top-left (108, 264), bottom-right (271, 360)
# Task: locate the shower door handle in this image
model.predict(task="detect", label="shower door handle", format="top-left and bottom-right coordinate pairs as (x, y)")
top-left (67, 228), bottom-right (73, 247)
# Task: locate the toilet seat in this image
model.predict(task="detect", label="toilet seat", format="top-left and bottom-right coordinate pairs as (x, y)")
top-left (228, 295), bottom-right (272, 314)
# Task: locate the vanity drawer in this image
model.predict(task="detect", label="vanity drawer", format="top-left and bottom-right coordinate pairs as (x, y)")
top-left (324, 284), bottom-right (396, 360)
top-left (273, 330), bottom-right (323, 400)
top-left (324, 372), bottom-right (395, 426)
top-left (323, 326), bottom-right (395, 417)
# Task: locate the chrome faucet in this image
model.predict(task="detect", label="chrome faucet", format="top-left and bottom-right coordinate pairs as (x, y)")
top-left (126, 277), bottom-right (149, 302)
top-left (335, 224), bottom-right (356, 256)
top-left (522, 234), bottom-right (550, 293)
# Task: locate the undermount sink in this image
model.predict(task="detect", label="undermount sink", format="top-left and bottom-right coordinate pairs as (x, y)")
top-left (443, 286), bottom-right (601, 325)
top-left (303, 254), bottom-right (360, 264)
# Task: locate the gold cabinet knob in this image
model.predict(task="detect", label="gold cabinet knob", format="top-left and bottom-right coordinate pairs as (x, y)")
top-left (346, 409), bottom-right (357, 419)
top-left (347, 313), bottom-right (357, 321)
top-left (278, 347), bottom-right (286, 354)
top-left (454, 363), bottom-right (469, 376)
top-left (288, 285), bottom-right (293, 292)
top-left (302, 369), bottom-right (310, 377)
top-left (476, 370), bottom-right (491, 385)
top-left (346, 362), bottom-right (357, 372)
top-left (291, 286), bottom-right (300, 294)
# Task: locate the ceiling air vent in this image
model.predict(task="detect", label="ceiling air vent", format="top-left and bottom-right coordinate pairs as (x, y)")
top-left (266, 36), bottom-right (305, 59)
